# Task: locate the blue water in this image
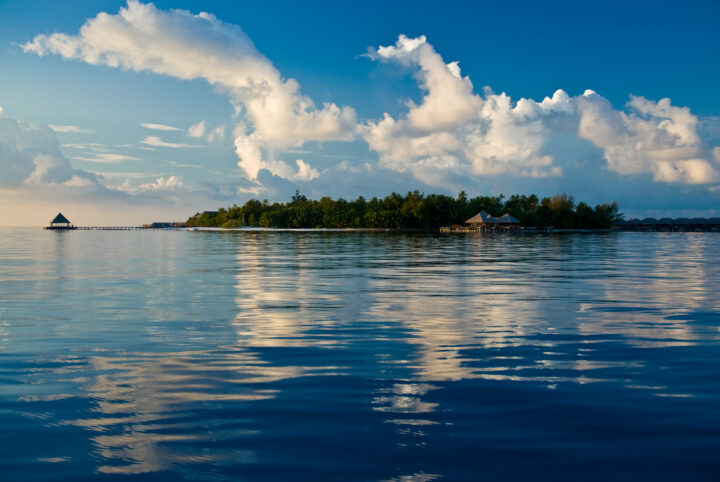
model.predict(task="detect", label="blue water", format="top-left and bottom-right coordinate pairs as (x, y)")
top-left (1, 228), bottom-right (719, 481)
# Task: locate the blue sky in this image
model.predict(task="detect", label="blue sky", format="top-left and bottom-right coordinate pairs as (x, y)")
top-left (1, 0), bottom-right (719, 225)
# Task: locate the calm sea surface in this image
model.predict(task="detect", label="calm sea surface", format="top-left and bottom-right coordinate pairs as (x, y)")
top-left (1, 228), bottom-right (719, 481)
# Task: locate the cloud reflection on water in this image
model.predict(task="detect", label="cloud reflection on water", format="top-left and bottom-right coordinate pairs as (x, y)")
top-left (3, 230), bottom-right (720, 478)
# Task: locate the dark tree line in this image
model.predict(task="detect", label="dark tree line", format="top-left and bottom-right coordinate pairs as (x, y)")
top-left (187, 191), bottom-right (623, 230)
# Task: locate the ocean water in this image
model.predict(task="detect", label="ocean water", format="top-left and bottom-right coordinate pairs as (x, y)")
top-left (1, 228), bottom-right (719, 481)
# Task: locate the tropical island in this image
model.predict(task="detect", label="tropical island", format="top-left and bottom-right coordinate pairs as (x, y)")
top-left (187, 191), bottom-right (623, 230)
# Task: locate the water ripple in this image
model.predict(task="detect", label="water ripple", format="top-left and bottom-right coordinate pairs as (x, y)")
top-left (1, 229), bottom-right (719, 480)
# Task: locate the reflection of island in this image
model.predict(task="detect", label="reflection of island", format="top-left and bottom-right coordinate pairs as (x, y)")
top-left (363, 234), bottom-right (720, 424)
top-left (576, 233), bottom-right (717, 347)
top-left (30, 234), bottom-right (345, 475)
top-left (232, 234), bottom-right (336, 348)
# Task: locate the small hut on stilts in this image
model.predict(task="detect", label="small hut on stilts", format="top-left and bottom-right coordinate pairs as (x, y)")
top-left (44, 213), bottom-right (77, 230)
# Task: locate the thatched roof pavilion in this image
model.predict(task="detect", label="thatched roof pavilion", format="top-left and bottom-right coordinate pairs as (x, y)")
top-left (465, 210), bottom-right (494, 224)
top-left (45, 213), bottom-right (76, 230)
top-left (465, 210), bottom-right (521, 226)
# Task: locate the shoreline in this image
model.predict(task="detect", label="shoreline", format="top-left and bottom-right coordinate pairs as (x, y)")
top-left (188, 227), bottom-right (619, 233)
top-left (27, 226), bottom-right (718, 233)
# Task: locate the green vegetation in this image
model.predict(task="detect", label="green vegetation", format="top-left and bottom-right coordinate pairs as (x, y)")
top-left (187, 191), bottom-right (623, 230)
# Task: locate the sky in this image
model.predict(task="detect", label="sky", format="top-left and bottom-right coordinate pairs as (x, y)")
top-left (1, 0), bottom-right (719, 226)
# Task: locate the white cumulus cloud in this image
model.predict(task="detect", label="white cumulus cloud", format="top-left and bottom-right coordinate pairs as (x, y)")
top-left (22, 7), bottom-right (718, 189)
top-left (293, 159), bottom-right (320, 181)
top-left (207, 125), bottom-right (225, 143)
top-left (371, 35), bottom-right (481, 132)
top-left (576, 91), bottom-right (718, 184)
top-left (120, 175), bottom-right (186, 193)
top-left (363, 35), bottom-right (718, 186)
top-left (187, 121), bottom-right (224, 143)
top-left (23, 0), bottom-right (355, 181)
top-left (187, 121), bottom-right (206, 138)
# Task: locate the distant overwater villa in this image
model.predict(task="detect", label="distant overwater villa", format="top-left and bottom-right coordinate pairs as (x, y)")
top-left (441, 210), bottom-right (524, 232)
top-left (43, 213), bottom-right (76, 230)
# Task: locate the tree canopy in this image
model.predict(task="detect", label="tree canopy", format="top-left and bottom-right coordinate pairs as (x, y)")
top-left (187, 191), bottom-right (623, 230)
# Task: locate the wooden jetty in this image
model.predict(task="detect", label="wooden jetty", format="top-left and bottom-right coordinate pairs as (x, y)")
top-left (76, 226), bottom-right (146, 230)
top-left (44, 213), bottom-right (188, 231)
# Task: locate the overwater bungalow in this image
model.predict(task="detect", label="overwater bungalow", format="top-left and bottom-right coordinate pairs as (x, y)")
top-left (44, 213), bottom-right (77, 230)
top-left (618, 217), bottom-right (720, 232)
top-left (465, 210), bottom-right (522, 232)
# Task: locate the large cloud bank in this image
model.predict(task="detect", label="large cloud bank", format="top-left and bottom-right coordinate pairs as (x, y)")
top-left (0, 116), bottom-right (101, 188)
top-left (22, 0), bottom-right (356, 181)
top-left (20, 3), bottom-right (720, 198)
top-left (363, 35), bottom-right (719, 186)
